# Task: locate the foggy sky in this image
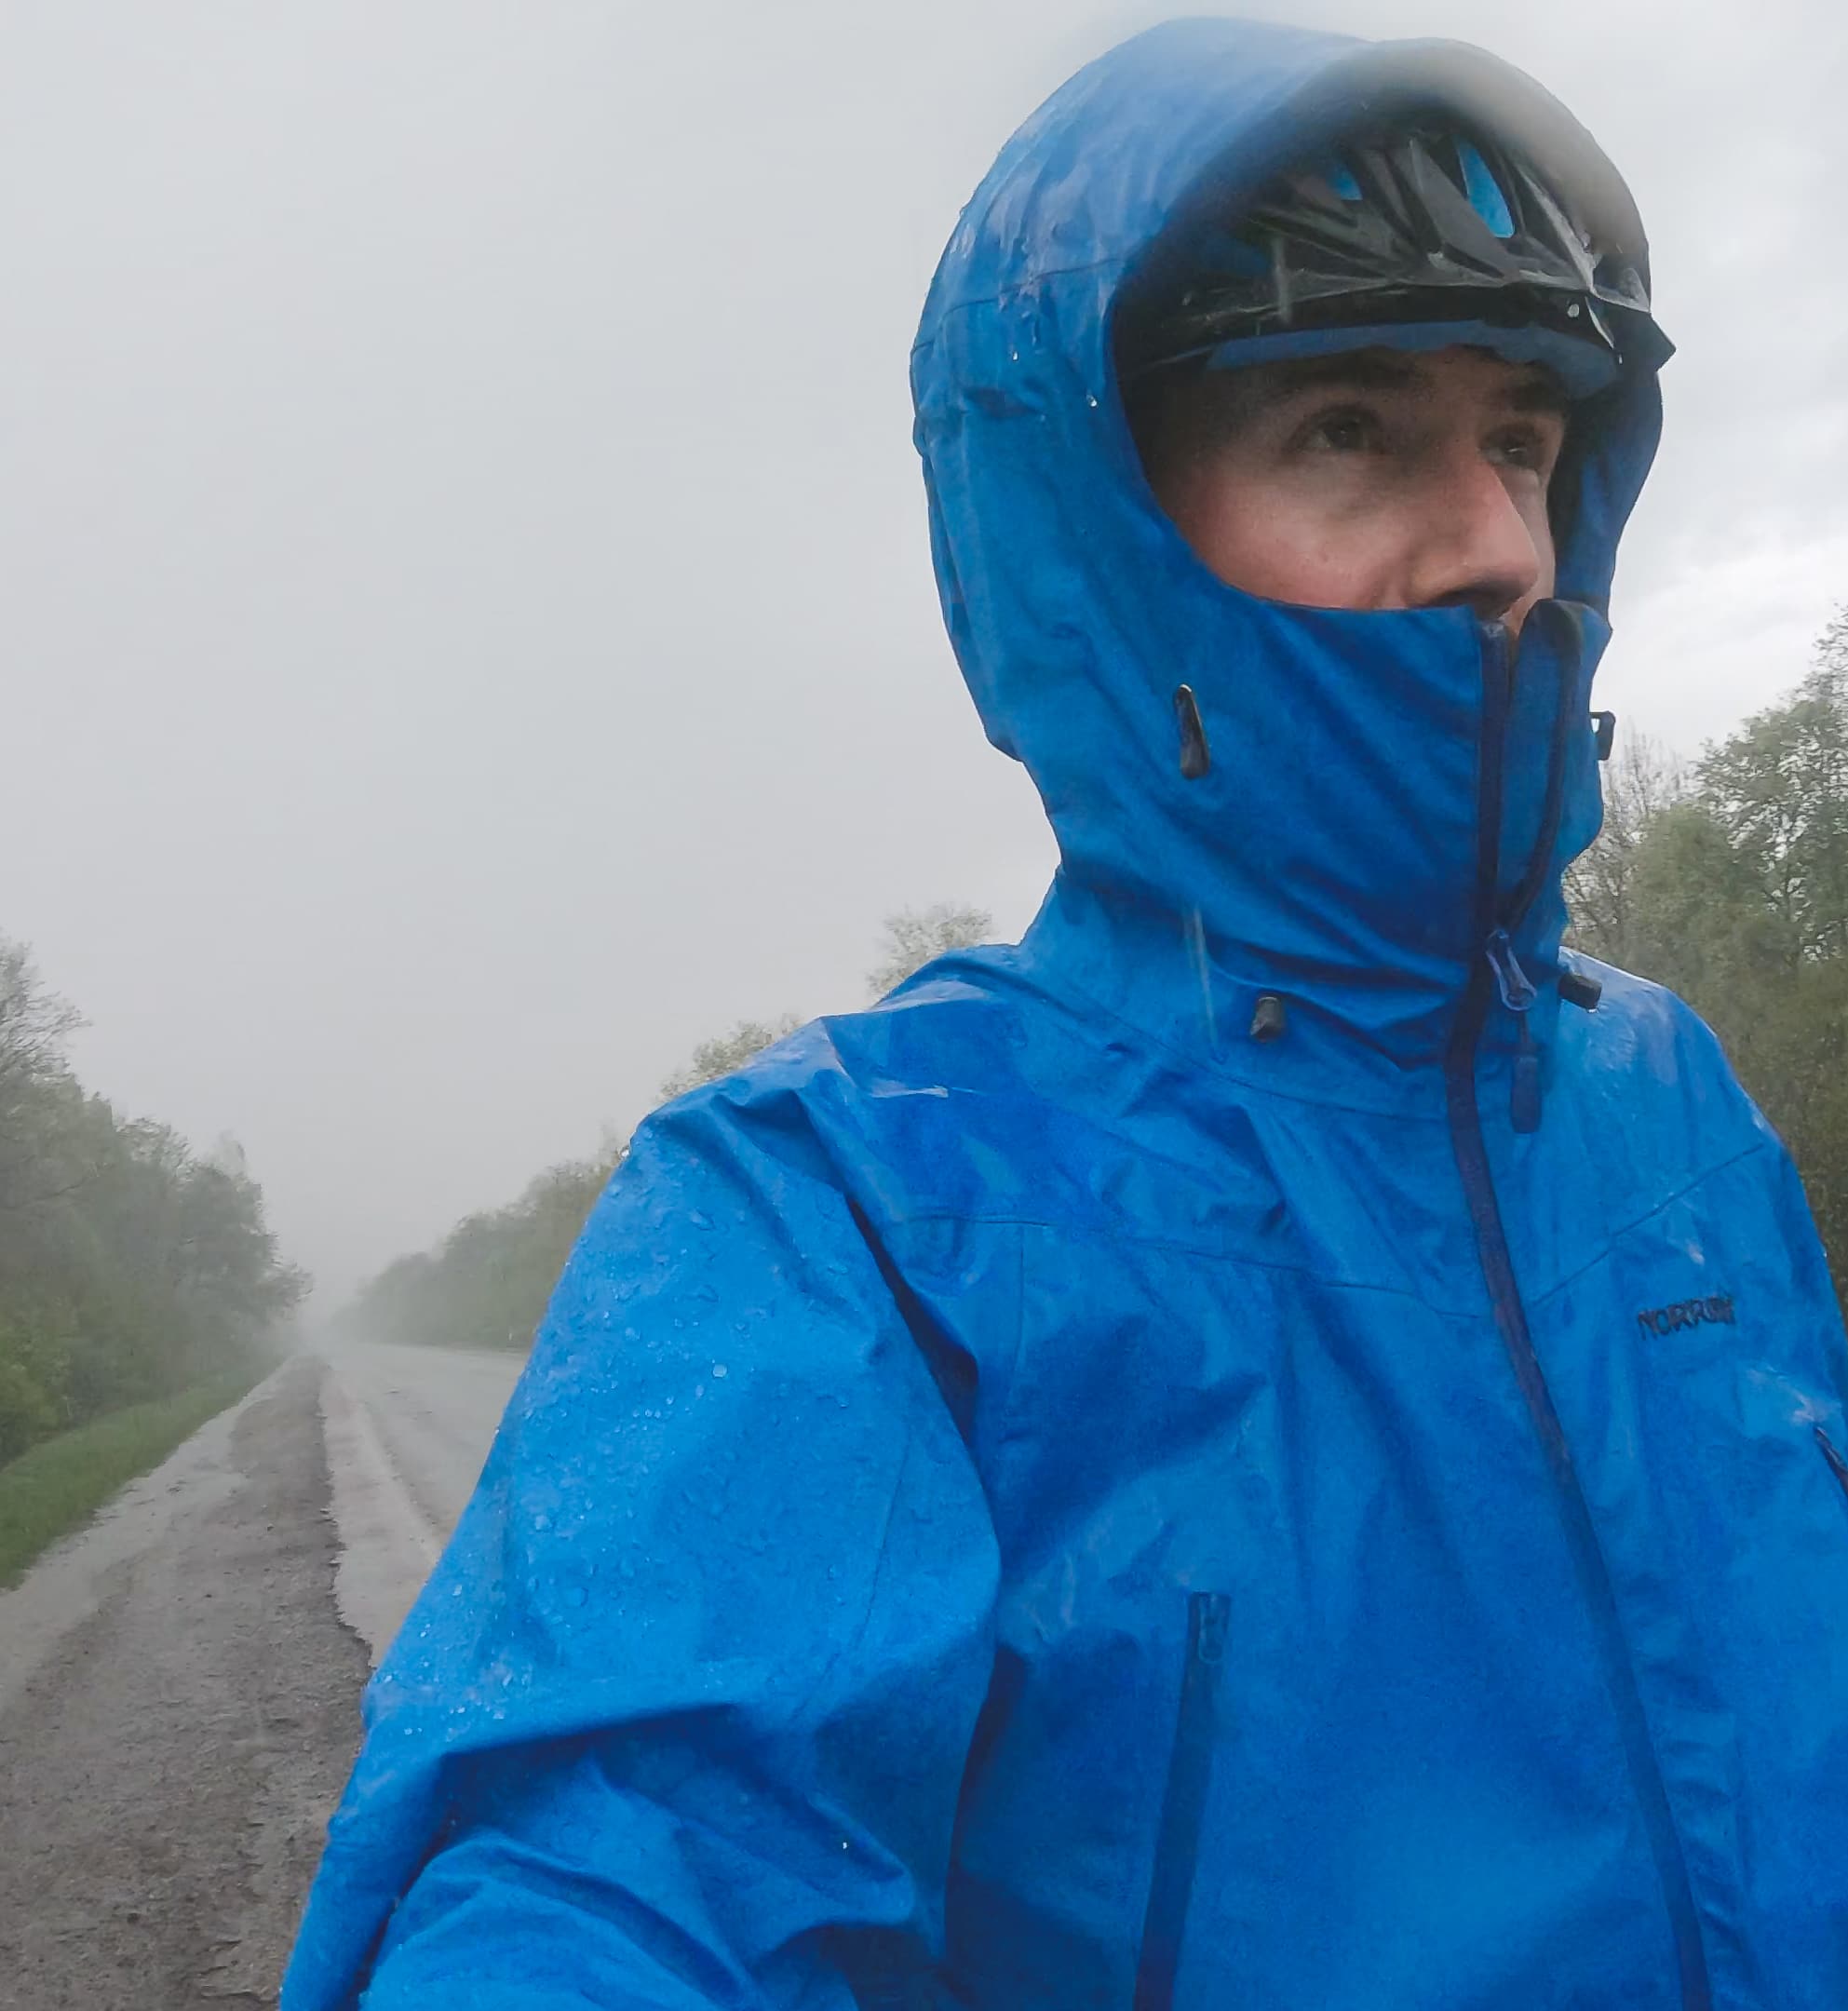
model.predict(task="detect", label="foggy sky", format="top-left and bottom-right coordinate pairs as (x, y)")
top-left (3, 1), bottom-right (1843, 1305)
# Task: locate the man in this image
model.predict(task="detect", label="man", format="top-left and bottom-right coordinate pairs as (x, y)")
top-left (287, 19), bottom-right (1848, 2009)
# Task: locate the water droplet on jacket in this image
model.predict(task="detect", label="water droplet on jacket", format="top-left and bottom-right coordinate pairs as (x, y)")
top-left (688, 1209), bottom-right (713, 1229)
top-left (712, 1362), bottom-right (728, 1378)
top-left (564, 1584), bottom-right (587, 1608)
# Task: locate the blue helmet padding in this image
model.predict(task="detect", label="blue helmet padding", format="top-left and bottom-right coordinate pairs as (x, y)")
top-left (1323, 158), bottom-right (1364, 201)
top-left (1456, 137), bottom-right (1518, 237)
top-left (1205, 317), bottom-right (1619, 398)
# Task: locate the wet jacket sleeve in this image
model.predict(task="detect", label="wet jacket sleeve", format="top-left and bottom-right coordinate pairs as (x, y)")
top-left (283, 1091), bottom-right (1002, 2011)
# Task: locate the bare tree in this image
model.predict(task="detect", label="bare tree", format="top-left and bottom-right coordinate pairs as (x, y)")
top-left (866, 903), bottom-right (993, 997)
top-left (0, 940), bottom-right (91, 1215)
top-left (0, 938), bottom-right (82, 1116)
top-left (659, 1015), bottom-right (803, 1100)
top-left (1564, 730), bottom-right (1687, 965)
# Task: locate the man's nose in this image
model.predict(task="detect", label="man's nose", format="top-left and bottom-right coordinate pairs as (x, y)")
top-left (1405, 452), bottom-right (1544, 624)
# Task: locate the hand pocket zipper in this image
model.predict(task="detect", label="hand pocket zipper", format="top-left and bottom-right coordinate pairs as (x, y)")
top-left (1133, 1591), bottom-right (1231, 2011)
top-left (1814, 1424), bottom-right (1848, 1517)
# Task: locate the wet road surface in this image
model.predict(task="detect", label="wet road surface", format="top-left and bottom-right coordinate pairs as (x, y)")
top-left (0, 1343), bottom-right (522, 2010)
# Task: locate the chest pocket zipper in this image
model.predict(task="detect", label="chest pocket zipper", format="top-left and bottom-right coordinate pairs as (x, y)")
top-left (1133, 1591), bottom-right (1231, 2011)
top-left (1814, 1425), bottom-right (1848, 1518)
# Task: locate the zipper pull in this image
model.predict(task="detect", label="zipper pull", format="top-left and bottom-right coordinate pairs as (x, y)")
top-left (1484, 929), bottom-right (1544, 1133)
top-left (1484, 928), bottom-right (1537, 1013)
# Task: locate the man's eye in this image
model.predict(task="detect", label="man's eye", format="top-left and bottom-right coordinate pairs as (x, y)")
top-left (1490, 425), bottom-right (1554, 472)
top-left (1302, 406), bottom-right (1383, 453)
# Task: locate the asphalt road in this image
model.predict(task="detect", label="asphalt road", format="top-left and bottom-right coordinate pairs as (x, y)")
top-left (0, 1342), bottom-right (523, 2011)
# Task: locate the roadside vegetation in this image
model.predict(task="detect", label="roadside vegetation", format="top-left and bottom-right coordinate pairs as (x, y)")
top-left (0, 943), bottom-right (305, 1478)
top-left (336, 904), bottom-right (992, 1352)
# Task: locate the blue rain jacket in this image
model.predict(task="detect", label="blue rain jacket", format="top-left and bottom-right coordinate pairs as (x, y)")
top-left (286, 19), bottom-right (1848, 2010)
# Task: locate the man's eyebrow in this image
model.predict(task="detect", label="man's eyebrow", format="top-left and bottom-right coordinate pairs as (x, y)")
top-left (1258, 351), bottom-right (1422, 397)
top-left (1504, 371), bottom-right (1571, 416)
top-left (1249, 350), bottom-right (1572, 413)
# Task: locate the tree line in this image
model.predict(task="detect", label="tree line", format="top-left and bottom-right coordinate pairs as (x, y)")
top-left (0, 942), bottom-right (306, 1464)
top-left (1568, 610), bottom-right (1848, 1312)
top-left (335, 904), bottom-right (992, 1352)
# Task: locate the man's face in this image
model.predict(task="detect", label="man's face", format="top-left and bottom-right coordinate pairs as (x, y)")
top-left (1132, 344), bottom-right (1571, 636)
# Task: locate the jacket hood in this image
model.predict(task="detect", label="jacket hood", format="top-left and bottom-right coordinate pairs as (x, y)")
top-left (911, 18), bottom-right (1666, 1081)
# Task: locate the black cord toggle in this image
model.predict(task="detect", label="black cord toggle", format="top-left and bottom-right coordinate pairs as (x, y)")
top-left (1174, 685), bottom-right (1211, 780)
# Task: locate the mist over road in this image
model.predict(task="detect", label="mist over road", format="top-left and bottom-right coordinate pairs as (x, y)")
top-left (0, 1342), bottom-right (525, 2010)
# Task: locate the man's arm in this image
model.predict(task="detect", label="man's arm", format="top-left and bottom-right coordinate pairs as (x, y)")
top-left (283, 1076), bottom-right (1002, 2010)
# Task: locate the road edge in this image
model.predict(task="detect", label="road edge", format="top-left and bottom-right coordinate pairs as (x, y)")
top-left (317, 1358), bottom-right (441, 1665)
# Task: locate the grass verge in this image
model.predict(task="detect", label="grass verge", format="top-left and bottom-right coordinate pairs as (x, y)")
top-left (0, 1371), bottom-right (262, 1588)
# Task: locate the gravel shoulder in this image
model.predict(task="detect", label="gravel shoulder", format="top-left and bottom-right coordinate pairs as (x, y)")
top-left (0, 1357), bottom-right (372, 2010)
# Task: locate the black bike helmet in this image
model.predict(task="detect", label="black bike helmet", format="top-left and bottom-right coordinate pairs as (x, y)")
top-left (1116, 116), bottom-right (1673, 398)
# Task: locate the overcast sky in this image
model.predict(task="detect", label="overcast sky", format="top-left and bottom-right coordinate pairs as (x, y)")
top-left (3, 1), bottom-right (1842, 1306)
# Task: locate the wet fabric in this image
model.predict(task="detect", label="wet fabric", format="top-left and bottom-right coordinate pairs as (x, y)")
top-left (284, 19), bottom-right (1848, 2010)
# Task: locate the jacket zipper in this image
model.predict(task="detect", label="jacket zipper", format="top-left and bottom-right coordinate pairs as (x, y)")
top-left (1132, 1590), bottom-right (1231, 2011)
top-left (1444, 620), bottom-right (1712, 2011)
top-left (1481, 599), bottom-right (1585, 1134)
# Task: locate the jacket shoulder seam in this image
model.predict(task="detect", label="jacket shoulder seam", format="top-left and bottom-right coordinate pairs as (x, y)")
top-left (890, 1208), bottom-right (1472, 1316)
top-left (1022, 968), bottom-right (1450, 1125)
top-left (1531, 1136), bottom-right (1780, 1307)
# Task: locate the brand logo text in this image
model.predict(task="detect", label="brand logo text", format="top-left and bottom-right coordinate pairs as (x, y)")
top-left (1636, 1294), bottom-right (1736, 1339)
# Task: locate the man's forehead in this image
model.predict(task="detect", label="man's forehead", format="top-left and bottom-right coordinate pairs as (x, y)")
top-left (1238, 346), bottom-right (1570, 412)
